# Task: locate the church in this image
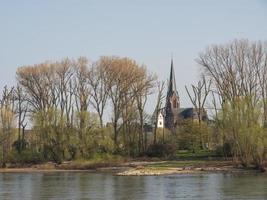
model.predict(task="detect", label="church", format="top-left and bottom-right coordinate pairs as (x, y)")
top-left (156, 59), bottom-right (208, 130)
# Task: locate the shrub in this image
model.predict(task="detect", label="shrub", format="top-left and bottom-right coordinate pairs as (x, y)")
top-left (12, 139), bottom-right (28, 152)
top-left (215, 143), bottom-right (233, 157)
top-left (43, 144), bottom-right (63, 164)
top-left (7, 150), bottom-right (44, 164)
top-left (146, 143), bottom-right (176, 158)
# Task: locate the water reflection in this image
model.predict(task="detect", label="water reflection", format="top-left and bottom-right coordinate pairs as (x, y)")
top-left (0, 172), bottom-right (266, 200)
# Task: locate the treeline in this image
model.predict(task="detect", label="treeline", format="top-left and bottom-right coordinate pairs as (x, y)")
top-left (0, 56), bottom-right (157, 166)
top-left (0, 40), bottom-right (267, 170)
top-left (198, 39), bottom-right (267, 169)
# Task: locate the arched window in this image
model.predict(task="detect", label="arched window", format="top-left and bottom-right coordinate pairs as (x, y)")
top-left (173, 98), bottom-right (177, 108)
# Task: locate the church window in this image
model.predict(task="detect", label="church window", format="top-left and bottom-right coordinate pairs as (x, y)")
top-left (173, 99), bottom-right (177, 108)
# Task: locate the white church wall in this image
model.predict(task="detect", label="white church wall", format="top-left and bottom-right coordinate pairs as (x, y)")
top-left (157, 113), bottom-right (164, 128)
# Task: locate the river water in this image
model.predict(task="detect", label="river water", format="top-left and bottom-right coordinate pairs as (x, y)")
top-left (0, 172), bottom-right (266, 200)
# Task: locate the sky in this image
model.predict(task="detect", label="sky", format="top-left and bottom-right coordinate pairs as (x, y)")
top-left (0, 0), bottom-right (267, 118)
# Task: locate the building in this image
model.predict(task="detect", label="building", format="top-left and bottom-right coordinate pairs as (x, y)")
top-left (164, 59), bottom-right (180, 130)
top-left (157, 111), bottom-right (164, 128)
top-left (156, 59), bottom-right (208, 130)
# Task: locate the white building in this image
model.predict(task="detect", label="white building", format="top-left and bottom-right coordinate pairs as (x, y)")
top-left (157, 112), bottom-right (164, 128)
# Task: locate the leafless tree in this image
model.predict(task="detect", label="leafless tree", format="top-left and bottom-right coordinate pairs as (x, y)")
top-left (185, 76), bottom-right (211, 123)
top-left (88, 58), bottom-right (109, 128)
top-left (197, 39), bottom-right (267, 167)
top-left (73, 57), bottom-right (91, 156)
top-left (185, 76), bottom-right (211, 148)
top-left (197, 40), bottom-right (264, 109)
top-left (153, 81), bottom-right (165, 144)
top-left (55, 58), bottom-right (75, 128)
top-left (0, 86), bottom-right (15, 167)
top-left (14, 85), bottom-right (29, 153)
top-left (133, 67), bottom-right (156, 152)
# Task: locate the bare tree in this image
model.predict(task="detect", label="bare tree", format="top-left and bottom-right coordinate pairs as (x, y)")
top-left (185, 76), bottom-right (211, 148)
top-left (14, 85), bottom-right (29, 153)
top-left (133, 67), bottom-right (156, 152)
top-left (185, 76), bottom-right (211, 123)
top-left (88, 58), bottom-right (109, 128)
top-left (55, 58), bottom-right (75, 129)
top-left (0, 86), bottom-right (15, 167)
top-left (73, 57), bottom-right (91, 156)
top-left (197, 39), bottom-right (267, 167)
top-left (104, 56), bottom-right (147, 147)
top-left (153, 81), bottom-right (165, 144)
top-left (197, 40), bottom-right (263, 108)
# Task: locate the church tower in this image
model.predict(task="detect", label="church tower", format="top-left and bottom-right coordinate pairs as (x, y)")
top-left (165, 59), bottom-right (180, 130)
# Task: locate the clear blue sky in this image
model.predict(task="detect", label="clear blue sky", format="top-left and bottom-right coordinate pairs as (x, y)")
top-left (1, 0), bottom-right (267, 114)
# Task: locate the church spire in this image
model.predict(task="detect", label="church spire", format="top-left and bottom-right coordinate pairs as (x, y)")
top-left (164, 58), bottom-right (180, 130)
top-left (167, 58), bottom-right (178, 97)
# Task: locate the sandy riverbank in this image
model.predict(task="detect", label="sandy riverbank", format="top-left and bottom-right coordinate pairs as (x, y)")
top-left (116, 166), bottom-right (249, 176)
top-left (117, 160), bottom-right (266, 176)
top-left (0, 160), bottom-right (264, 175)
top-left (0, 161), bottom-right (159, 173)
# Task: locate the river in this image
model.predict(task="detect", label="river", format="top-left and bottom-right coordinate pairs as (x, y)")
top-left (0, 172), bottom-right (266, 200)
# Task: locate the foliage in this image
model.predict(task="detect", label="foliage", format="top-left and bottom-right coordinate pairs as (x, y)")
top-left (7, 150), bottom-right (44, 164)
top-left (215, 143), bottom-right (233, 158)
top-left (12, 139), bottom-right (28, 152)
top-left (0, 42), bottom-right (266, 171)
top-left (176, 150), bottom-right (220, 159)
top-left (146, 143), bottom-right (176, 158)
top-left (198, 39), bottom-right (267, 169)
top-left (176, 120), bottom-right (211, 152)
top-left (216, 97), bottom-right (267, 168)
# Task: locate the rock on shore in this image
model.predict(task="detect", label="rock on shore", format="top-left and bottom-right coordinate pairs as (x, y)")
top-left (116, 166), bottom-right (242, 176)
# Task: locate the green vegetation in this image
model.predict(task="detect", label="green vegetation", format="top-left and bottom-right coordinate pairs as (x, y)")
top-left (146, 160), bottom-right (207, 168)
top-left (58, 153), bottom-right (126, 170)
top-left (0, 40), bottom-right (267, 172)
top-left (176, 150), bottom-right (219, 160)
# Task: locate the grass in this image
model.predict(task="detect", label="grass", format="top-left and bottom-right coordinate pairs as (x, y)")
top-left (145, 160), bottom-right (233, 171)
top-left (2, 150), bottom-right (225, 171)
top-left (146, 160), bottom-right (206, 168)
top-left (57, 153), bottom-right (127, 170)
top-left (144, 150), bottom-right (226, 170)
top-left (176, 150), bottom-right (220, 160)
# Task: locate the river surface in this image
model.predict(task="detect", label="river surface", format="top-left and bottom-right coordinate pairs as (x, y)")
top-left (0, 172), bottom-right (266, 200)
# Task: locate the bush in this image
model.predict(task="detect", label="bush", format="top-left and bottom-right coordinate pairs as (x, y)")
top-left (215, 143), bottom-right (233, 157)
top-left (43, 144), bottom-right (63, 164)
top-left (12, 139), bottom-right (28, 152)
top-left (146, 143), bottom-right (176, 158)
top-left (7, 150), bottom-right (44, 164)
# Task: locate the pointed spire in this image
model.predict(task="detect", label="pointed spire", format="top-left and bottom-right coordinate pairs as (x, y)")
top-left (167, 58), bottom-right (177, 97)
top-left (165, 58), bottom-right (180, 130)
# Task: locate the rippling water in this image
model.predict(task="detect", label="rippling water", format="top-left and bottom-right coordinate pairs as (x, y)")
top-left (0, 172), bottom-right (266, 200)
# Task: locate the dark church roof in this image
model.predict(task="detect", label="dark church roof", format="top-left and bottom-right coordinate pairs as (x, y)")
top-left (179, 107), bottom-right (208, 121)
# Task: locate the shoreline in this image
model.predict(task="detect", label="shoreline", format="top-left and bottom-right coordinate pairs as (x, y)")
top-left (116, 166), bottom-right (260, 176)
top-left (0, 160), bottom-right (265, 175)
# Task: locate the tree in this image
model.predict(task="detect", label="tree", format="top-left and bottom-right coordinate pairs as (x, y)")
top-left (14, 85), bottom-right (29, 153)
top-left (185, 76), bottom-right (211, 148)
top-left (88, 58), bottom-right (109, 128)
top-left (104, 57), bottom-right (135, 145)
top-left (55, 58), bottom-right (75, 128)
top-left (132, 66), bottom-right (156, 153)
top-left (152, 81), bottom-right (165, 144)
top-left (197, 39), bottom-right (267, 169)
top-left (73, 57), bottom-right (91, 156)
top-left (0, 86), bottom-right (15, 167)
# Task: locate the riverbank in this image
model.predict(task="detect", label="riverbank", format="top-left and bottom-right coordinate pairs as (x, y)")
top-left (0, 159), bottom-right (160, 173)
top-left (0, 159), bottom-right (265, 175)
top-left (117, 160), bottom-right (256, 176)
